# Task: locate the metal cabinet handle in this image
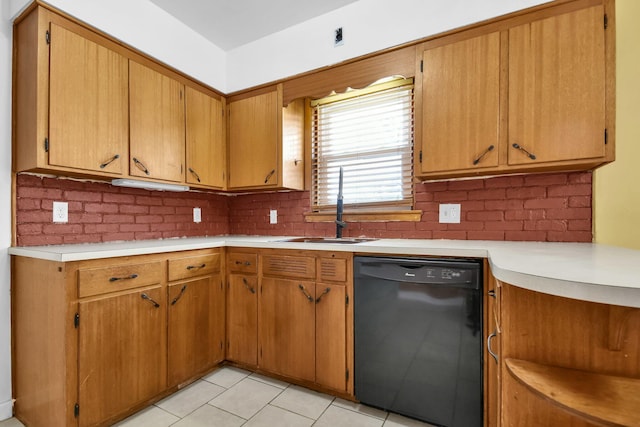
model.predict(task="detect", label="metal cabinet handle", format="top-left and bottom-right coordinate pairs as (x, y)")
top-left (141, 293), bottom-right (160, 308)
top-left (472, 145), bottom-right (494, 165)
top-left (132, 157), bottom-right (150, 175)
top-left (511, 143), bottom-right (537, 160)
top-left (188, 167), bottom-right (201, 183)
top-left (235, 260), bottom-right (251, 266)
top-left (264, 169), bottom-right (276, 184)
top-left (488, 330), bottom-right (499, 364)
top-left (109, 274), bottom-right (138, 282)
top-left (100, 154), bottom-right (120, 169)
top-left (171, 285), bottom-right (187, 305)
top-left (298, 284), bottom-right (313, 302)
top-left (315, 287), bottom-right (331, 304)
top-left (242, 277), bottom-right (256, 294)
top-left (488, 289), bottom-right (496, 298)
top-left (186, 263), bottom-right (206, 270)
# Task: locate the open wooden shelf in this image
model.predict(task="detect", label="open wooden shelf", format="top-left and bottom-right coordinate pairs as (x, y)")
top-left (505, 358), bottom-right (640, 427)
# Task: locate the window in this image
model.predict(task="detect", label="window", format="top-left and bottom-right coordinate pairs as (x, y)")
top-left (311, 78), bottom-right (414, 214)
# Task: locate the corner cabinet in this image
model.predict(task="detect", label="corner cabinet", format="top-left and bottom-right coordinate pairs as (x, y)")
top-left (227, 84), bottom-right (305, 190)
top-left (11, 248), bottom-right (224, 427)
top-left (417, 2), bottom-right (613, 179)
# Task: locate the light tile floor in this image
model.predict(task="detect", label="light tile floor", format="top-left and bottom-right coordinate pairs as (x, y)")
top-left (0, 366), bottom-right (436, 427)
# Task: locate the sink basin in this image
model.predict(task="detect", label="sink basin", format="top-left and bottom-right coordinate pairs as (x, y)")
top-left (278, 237), bottom-right (377, 244)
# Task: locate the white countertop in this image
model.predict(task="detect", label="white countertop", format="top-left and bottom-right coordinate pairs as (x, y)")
top-left (9, 236), bottom-right (640, 308)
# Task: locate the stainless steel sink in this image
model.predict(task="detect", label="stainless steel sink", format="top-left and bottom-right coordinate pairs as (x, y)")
top-left (278, 237), bottom-right (377, 244)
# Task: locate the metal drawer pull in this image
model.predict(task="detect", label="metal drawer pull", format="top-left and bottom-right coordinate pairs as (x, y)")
top-left (488, 289), bottom-right (496, 298)
top-left (242, 277), bottom-right (256, 294)
top-left (100, 154), bottom-right (120, 169)
top-left (264, 169), bottom-right (275, 184)
top-left (511, 143), bottom-right (537, 160)
top-left (109, 274), bottom-right (138, 282)
top-left (141, 293), bottom-right (160, 308)
top-left (472, 145), bottom-right (494, 165)
top-left (186, 263), bottom-right (206, 270)
top-left (235, 260), bottom-right (251, 266)
top-left (132, 157), bottom-right (150, 175)
top-left (488, 330), bottom-right (498, 364)
top-left (298, 284), bottom-right (313, 302)
top-left (171, 285), bottom-right (188, 305)
top-left (188, 167), bottom-right (201, 183)
top-left (315, 287), bottom-right (331, 304)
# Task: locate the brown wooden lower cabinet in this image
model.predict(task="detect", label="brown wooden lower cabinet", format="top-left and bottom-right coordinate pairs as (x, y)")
top-left (11, 248), bottom-right (224, 427)
top-left (498, 283), bottom-right (640, 427)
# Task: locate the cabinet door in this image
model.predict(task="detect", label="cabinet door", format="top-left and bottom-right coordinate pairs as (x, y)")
top-left (259, 277), bottom-right (315, 382)
top-left (508, 5), bottom-right (605, 165)
top-left (185, 87), bottom-right (225, 188)
top-left (420, 32), bottom-right (500, 174)
top-left (228, 89), bottom-right (279, 189)
top-left (48, 23), bottom-right (128, 174)
top-left (315, 283), bottom-right (347, 392)
top-left (78, 286), bottom-right (166, 427)
top-left (227, 274), bottom-right (258, 367)
top-left (168, 275), bottom-right (225, 387)
top-left (130, 61), bottom-right (185, 182)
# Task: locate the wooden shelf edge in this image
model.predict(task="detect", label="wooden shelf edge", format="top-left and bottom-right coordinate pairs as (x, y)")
top-left (505, 358), bottom-right (640, 427)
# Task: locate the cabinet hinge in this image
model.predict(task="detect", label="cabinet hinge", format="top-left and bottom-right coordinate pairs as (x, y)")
top-left (419, 150), bottom-right (423, 163)
top-left (74, 313), bottom-right (79, 328)
top-left (346, 369), bottom-right (349, 381)
top-left (45, 30), bottom-right (50, 44)
top-left (604, 14), bottom-right (608, 30)
top-left (74, 403), bottom-right (79, 417)
top-left (44, 138), bottom-right (49, 152)
top-left (604, 128), bottom-right (608, 145)
top-left (220, 341), bottom-right (224, 350)
top-left (420, 59), bottom-right (423, 73)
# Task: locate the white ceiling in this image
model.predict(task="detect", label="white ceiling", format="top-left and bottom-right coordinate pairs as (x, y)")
top-left (149, 0), bottom-right (359, 51)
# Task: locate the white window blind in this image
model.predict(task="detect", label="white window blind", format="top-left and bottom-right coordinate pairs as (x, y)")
top-left (311, 78), bottom-right (414, 211)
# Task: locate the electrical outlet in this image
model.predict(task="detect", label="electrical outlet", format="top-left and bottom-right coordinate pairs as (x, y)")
top-left (193, 207), bottom-right (202, 223)
top-left (53, 201), bottom-right (68, 223)
top-left (334, 27), bottom-right (343, 47)
top-left (269, 209), bottom-right (278, 224)
top-left (439, 203), bottom-right (461, 224)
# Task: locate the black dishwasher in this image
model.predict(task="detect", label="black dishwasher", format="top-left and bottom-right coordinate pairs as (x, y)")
top-left (354, 256), bottom-right (483, 427)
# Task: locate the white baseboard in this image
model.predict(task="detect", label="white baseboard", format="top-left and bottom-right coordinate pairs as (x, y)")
top-left (0, 398), bottom-right (14, 421)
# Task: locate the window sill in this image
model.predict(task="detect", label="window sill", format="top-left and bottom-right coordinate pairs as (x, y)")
top-left (304, 210), bottom-right (422, 222)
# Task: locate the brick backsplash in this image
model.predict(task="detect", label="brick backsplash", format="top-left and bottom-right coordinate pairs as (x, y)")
top-left (15, 171), bottom-right (593, 246)
top-left (229, 171), bottom-right (593, 242)
top-left (15, 174), bottom-right (230, 246)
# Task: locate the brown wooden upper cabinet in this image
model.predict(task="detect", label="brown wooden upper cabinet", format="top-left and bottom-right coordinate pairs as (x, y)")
top-left (129, 61), bottom-right (186, 183)
top-left (419, 31), bottom-right (501, 175)
top-left (13, 8), bottom-right (129, 177)
top-left (13, 6), bottom-right (226, 190)
top-left (185, 87), bottom-right (226, 189)
top-left (417, 3), bottom-right (612, 179)
top-left (227, 84), bottom-right (304, 190)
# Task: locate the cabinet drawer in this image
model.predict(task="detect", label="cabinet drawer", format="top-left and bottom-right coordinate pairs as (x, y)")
top-left (168, 253), bottom-right (220, 281)
top-left (228, 252), bottom-right (258, 273)
top-left (262, 254), bottom-right (315, 279)
top-left (318, 257), bottom-right (348, 283)
top-left (78, 261), bottom-right (163, 298)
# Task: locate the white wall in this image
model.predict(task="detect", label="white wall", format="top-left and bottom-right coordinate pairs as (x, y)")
top-left (226, 0), bottom-right (550, 92)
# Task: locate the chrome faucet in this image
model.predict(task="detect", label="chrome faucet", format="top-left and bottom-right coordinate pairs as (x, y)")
top-left (335, 166), bottom-right (346, 238)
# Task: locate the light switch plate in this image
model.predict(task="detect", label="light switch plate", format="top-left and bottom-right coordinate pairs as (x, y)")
top-left (53, 201), bottom-right (68, 223)
top-left (269, 209), bottom-right (278, 224)
top-left (439, 203), bottom-right (461, 224)
top-left (193, 207), bottom-right (201, 223)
